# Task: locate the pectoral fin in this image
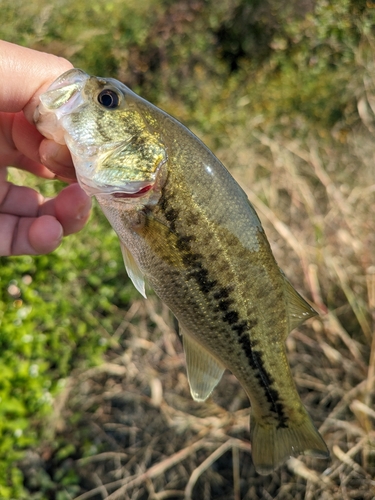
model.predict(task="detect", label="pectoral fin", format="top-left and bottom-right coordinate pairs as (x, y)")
top-left (282, 274), bottom-right (317, 333)
top-left (120, 242), bottom-right (146, 298)
top-left (182, 329), bottom-right (225, 402)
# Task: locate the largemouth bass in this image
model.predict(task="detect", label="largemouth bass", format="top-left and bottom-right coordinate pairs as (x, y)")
top-left (35, 69), bottom-right (329, 474)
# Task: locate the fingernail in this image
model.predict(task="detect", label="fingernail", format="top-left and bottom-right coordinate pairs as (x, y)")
top-left (76, 197), bottom-right (92, 220)
top-left (55, 224), bottom-right (64, 242)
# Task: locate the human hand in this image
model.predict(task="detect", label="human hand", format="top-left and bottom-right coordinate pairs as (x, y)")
top-left (0, 40), bottom-right (91, 256)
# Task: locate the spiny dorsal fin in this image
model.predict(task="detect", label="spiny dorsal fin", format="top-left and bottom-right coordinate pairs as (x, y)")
top-left (120, 242), bottom-right (147, 298)
top-left (182, 328), bottom-right (225, 402)
top-left (282, 274), bottom-right (317, 333)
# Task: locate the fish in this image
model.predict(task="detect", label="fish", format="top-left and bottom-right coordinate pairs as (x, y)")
top-left (34, 68), bottom-right (329, 474)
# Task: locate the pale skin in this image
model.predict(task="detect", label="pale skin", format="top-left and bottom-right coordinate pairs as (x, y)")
top-left (0, 40), bottom-right (91, 256)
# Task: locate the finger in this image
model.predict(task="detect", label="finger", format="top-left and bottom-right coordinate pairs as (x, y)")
top-left (0, 213), bottom-right (63, 256)
top-left (11, 113), bottom-right (56, 177)
top-left (0, 183), bottom-right (91, 256)
top-left (0, 181), bottom-right (43, 217)
top-left (39, 139), bottom-right (77, 182)
top-left (0, 180), bottom-right (91, 237)
top-left (0, 111), bottom-right (55, 177)
top-left (0, 42), bottom-right (73, 178)
top-left (29, 216), bottom-right (63, 254)
top-left (40, 183), bottom-right (91, 235)
top-left (0, 41), bottom-right (72, 117)
top-left (11, 112), bottom-right (44, 165)
top-left (8, 157), bottom-right (56, 179)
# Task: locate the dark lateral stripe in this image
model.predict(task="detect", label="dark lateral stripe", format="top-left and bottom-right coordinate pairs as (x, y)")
top-left (187, 267), bottom-right (217, 294)
top-left (217, 298), bottom-right (233, 312)
top-left (232, 321), bottom-right (247, 336)
top-left (213, 287), bottom-right (232, 300)
top-left (217, 297), bottom-right (288, 425)
top-left (160, 193), bottom-right (288, 427)
top-left (222, 310), bottom-right (239, 325)
top-left (160, 197), bottom-right (219, 295)
top-left (237, 334), bottom-right (288, 428)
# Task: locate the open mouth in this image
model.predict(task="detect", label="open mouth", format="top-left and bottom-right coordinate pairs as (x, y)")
top-left (77, 175), bottom-right (155, 200)
top-left (112, 184), bottom-right (153, 198)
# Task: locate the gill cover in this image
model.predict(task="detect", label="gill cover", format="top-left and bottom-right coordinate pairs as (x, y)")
top-left (35, 69), bottom-right (168, 197)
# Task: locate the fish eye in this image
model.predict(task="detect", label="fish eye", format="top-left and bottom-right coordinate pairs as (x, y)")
top-left (97, 89), bottom-right (120, 109)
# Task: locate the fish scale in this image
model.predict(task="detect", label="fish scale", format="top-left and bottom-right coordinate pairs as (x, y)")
top-left (35, 68), bottom-right (329, 474)
top-left (100, 175), bottom-right (321, 464)
top-left (100, 178), bottom-right (286, 416)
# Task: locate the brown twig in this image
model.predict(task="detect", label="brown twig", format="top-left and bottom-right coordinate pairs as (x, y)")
top-left (104, 438), bottom-right (213, 500)
top-left (184, 438), bottom-right (251, 500)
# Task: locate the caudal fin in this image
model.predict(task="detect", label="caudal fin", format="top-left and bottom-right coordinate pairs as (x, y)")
top-left (250, 409), bottom-right (329, 475)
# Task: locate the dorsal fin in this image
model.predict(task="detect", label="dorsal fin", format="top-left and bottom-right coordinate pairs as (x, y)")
top-left (181, 328), bottom-right (225, 402)
top-left (282, 274), bottom-right (317, 334)
top-left (120, 242), bottom-right (147, 298)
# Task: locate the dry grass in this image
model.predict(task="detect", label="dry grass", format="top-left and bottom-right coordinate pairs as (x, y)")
top-left (22, 119), bottom-right (375, 497)
top-left (21, 65), bottom-right (375, 500)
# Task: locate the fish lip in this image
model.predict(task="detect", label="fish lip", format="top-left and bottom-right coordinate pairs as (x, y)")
top-left (37, 69), bottom-right (89, 118)
top-left (112, 184), bottom-right (153, 198)
top-left (45, 68), bottom-right (89, 94)
top-left (34, 69), bottom-right (90, 143)
top-left (78, 178), bottom-right (155, 199)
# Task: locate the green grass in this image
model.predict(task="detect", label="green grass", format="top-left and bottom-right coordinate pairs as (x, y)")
top-left (0, 173), bottom-right (138, 497)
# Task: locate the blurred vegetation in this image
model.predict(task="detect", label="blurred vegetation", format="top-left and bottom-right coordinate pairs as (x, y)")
top-left (0, 192), bottom-right (138, 498)
top-left (1, 0), bottom-right (375, 498)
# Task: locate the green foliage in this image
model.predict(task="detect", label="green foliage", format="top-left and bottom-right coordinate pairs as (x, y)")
top-left (0, 175), bottom-right (137, 497)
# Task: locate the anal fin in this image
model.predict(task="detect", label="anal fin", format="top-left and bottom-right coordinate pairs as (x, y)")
top-left (120, 242), bottom-right (146, 298)
top-left (182, 329), bottom-right (225, 402)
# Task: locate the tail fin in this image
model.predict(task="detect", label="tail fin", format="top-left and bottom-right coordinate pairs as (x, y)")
top-left (250, 409), bottom-right (329, 475)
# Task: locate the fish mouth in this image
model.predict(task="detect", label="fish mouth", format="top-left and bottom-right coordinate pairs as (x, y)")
top-left (35, 68), bottom-right (165, 204)
top-left (34, 69), bottom-right (90, 144)
top-left (112, 184), bottom-right (153, 198)
top-left (39, 69), bottom-right (89, 115)
top-left (78, 176), bottom-right (154, 200)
